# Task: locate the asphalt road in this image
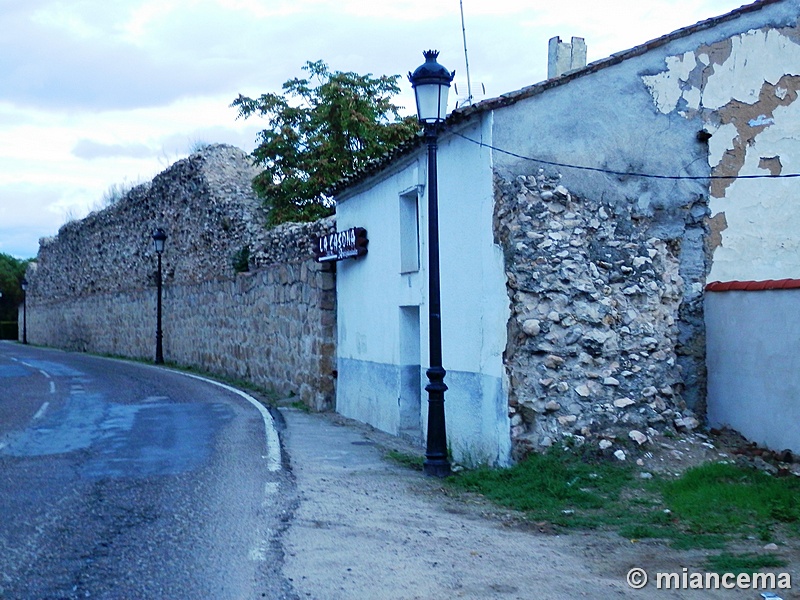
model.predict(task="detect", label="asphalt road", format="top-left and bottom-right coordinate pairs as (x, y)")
top-left (0, 342), bottom-right (293, 600)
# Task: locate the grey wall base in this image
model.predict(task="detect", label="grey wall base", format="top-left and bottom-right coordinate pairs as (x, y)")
top-left (336, 357), bottom-right (511, 466)
top-left (706, 290), bottom-right (800, 453)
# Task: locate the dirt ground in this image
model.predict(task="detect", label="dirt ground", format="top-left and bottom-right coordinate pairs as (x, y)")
top-left (280, 408), bottom-right (800, 600)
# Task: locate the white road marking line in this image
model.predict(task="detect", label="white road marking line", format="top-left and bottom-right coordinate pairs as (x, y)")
top-left (33, 402), bottom-right (49, 421)
top-left (248, 529), bottom-right (275, 562)
top-left (141, 395), bottom-right (169, 403)
top-left (174, 372), bottom-right (282, 472)
top-left (15, 361), bottom-right (53, 389)
top-left (263, 481), bottom-right (280, 506)
top-left (248, 544), bottom-right (268, 562)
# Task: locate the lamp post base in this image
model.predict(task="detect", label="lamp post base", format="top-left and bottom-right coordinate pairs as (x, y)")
top-left (423, 458), bottom-right (451, 478)
top-left (424, 366), bottom-right (450, 478)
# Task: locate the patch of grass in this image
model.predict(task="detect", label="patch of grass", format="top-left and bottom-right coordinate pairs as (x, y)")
top-left (385, 450), bottom-right (424, 471)
top-left (669, 533), bottom-right (728, 550)
top-left (705, 552), bottom-right (787, 574)
top-left (288, 400), bottom-right (312, 413)
top-left (618, 524), bottom-right (671, 540)
top-left (660, 462), bottom-right (800, 535)
top-left (448, 449), bottom-right (800, 560)
top-left (617, 516), bottom-right (726, 549)
top-left (450, 446), bottom-right (634, 528)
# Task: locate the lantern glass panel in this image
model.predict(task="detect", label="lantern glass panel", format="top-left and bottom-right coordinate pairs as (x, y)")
top-left (415, 84), bottom-right (448, 124)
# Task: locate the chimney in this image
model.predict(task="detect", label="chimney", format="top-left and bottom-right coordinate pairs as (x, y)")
top-left (548, 36), bottom-right (587, 79)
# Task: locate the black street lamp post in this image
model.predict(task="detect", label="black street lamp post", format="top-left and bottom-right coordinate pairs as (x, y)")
top-left (20, 278), bottom-right (28, 345)
top-left (409, 50), bottom-right (455, 478)
top-left (152, 228), bottom-right (167, 365)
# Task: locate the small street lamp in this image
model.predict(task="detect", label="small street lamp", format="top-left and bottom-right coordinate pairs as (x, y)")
top-left (152, 228), bottom-right (167, 365)
top-left (409, 50), bottom-right (455, 478)
top-left (20, 278), bottom-right (28, 345)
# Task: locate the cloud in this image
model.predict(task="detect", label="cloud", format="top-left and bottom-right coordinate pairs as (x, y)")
top-left (0, 0), bottom-right (529, 114)
top-left (0, 0), bottom-right (751, 115)
top-left (157, 123), bottom-right (261, 156)
top-left (0, 1), bottom-right (254, 112)
top-left (72, 139), bottom-right (155, 160)
top-left (0, 182), bottom-right (74, 258)
top-left (0, 0), bottom-right (751, 261)
top-left (0, 226), bottom-right (48, 260)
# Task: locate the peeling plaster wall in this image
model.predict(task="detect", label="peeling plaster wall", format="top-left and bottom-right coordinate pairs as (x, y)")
top-left (490, 0), bottom-right (800, 418)
top-left (328, 0), bottom-right (800, 458)
top-left (643, 21), bottom-right (800, 281)
top-left (635, 0), bottom-right (800, 455)
top-left (492, 47), bottom-right (711, 411)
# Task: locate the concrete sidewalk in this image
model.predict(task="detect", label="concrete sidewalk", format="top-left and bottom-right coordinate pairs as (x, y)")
top-left (277, 408), bottom-right (636, 600)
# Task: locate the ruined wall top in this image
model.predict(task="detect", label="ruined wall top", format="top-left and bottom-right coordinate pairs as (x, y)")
top-left (28, 144), bottom-right (331, 301)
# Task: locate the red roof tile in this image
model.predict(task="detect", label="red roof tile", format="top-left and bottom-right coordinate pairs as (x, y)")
top-left (706, 279), bottom-right (800, 292)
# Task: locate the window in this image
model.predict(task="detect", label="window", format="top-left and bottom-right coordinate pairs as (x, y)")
top-left (399, 191), bottom-right (420, 273)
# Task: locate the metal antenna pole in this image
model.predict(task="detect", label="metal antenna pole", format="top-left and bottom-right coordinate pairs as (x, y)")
top-left (460, 0), bottom-right (473, 105)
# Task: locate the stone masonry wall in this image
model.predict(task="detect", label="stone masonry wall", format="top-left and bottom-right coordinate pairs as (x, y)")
top-left (495, 172), bottom-right (702, 460)
top-left (25, 145), bottom-right (336, 409)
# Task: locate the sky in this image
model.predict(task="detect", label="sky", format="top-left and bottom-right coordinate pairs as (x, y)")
top-left (0, 0), bottom-right (751, 259)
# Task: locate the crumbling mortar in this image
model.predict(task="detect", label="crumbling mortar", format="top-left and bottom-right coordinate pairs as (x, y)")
top-left (25, 144), bottom-right (337, 410)
top-left (495, 171), bottom-right (695, 459)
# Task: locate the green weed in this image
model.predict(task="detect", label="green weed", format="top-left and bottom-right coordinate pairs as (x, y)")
top-left (705, 552), bottom-right (787, 574)
top-left (660, 462), bottom-right (800, 535)
top-left (450, 446), bottom-right (634, 528)
top-left (385, 450), bottom-right (424, 471)
top-left (448, 449), bottom-right (800, 559)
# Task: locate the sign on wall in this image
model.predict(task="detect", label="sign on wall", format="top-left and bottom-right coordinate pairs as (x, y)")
top-left (315, 227), bottom-right (368, 262)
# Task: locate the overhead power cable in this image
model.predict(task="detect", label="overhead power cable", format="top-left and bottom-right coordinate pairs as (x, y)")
top-left (454, 132), bottom-right (800, 181)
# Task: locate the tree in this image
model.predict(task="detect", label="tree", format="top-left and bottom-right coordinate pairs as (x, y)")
top-left (0, 253), bottom-right (29, 322)
top-left (232, 60), bottom-right (419, 224)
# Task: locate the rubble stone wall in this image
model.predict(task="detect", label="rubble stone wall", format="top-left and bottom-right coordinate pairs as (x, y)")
top-left (495, 172), bottom-right (700, 458)
top-left (24, 145), bottom-right (336, 409)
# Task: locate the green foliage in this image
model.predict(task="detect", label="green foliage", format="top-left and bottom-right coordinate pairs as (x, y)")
top-left (0, 321), bottom-right (18, 340)
top-left (705, 552), bottom-right (787, 574)
top-left (288, 400), bottom-right (312, 413)
top-left (232, 245), bottom-right (250, 273)
top-left (0, 253), bottom-right (29, 321)
top-left (188, 139), bottom-right (211, 153)
top-left (669, 533), bottom-right (728, 550)
top-left (232, 60), bottom-right (419, 225)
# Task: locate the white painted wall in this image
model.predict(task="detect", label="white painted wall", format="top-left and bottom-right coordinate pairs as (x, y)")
top-left (336, 114), bottom-right (512, 466)
top-left (706, 289), bottom-right (800, 453)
